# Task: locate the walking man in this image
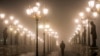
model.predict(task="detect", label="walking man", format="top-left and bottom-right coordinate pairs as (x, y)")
top-left (60, 41), bottom-right (65, 56)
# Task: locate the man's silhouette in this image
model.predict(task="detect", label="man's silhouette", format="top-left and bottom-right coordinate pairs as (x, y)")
top-left (90, 21), bottom-right (97, 47)
top-left (60, 41), bottom-right (65, 56)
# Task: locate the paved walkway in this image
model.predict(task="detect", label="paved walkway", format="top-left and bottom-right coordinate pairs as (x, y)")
top-left (19, 52), bottom-right (35, 56)
top-left (48, 51), bottom-right (59, 56)
top-left (19, 51), bottom-right (79, 56)
top-left (48, 51), bottom-right (79, 56)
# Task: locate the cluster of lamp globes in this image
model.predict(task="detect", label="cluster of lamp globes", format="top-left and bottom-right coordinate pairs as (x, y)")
top-left (26, 2), bottom-right (48, 18)
top-left (38, 24), bottom-right (59, 39)
top-left (26, 2), bottom-right (59, 39)
top-left (69, 0), bottom-right (100, 43)
top-left (0, 13), bottom-right (45, 42)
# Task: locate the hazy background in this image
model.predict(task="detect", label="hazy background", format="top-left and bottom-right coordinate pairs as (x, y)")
top-left (0, 0), bottom-right (100, 46)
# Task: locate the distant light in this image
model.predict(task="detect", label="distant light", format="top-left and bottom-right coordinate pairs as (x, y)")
top-left (13, 20), bottom-right (19, 25)
top-left (75, 19), bottom-right (79, 24)
top-left (88, 0), bottom-right (95, 8)
top-left (79, 12), bottom-right (84, 17)
top-left (4, 20), bottom-right (9, 25)
top-left (0, 13), bottom-right (5, 19)
top-left (76, 27), bottom-right (81, 31)
top-left (45, 24), bottom-right (50, 28)
top-left (14, 30), bottom-right (17, 34)
top-left (9, 16), bottom-right (14, 20)
top-left (78, 24), bottom-right (81, 28)
top-left (49, 28), bottom-right (53, 32)
top-left (33, 6), bottom-right (39, 12)
top-left (92, 12), bottom-right (98, 17)
top-left (82, 20), bottom-right (87, 24)
top-left (96, 4), bottom-right (100, 12)
top-left (86, 7), bottom-right (91, 12)
top-left (18, 24), bottom-right (23, 29)
top-left (26, 9), bottom-right (32, 15)
top-left (36, 2), bottom-right (40, 7)
top-left (56, 40), bottom-right (59, 46)
top-left (9, 27), bottom-right (13, 31)
top-left (38, 38), bottom-right (44, 43)
top-left (24, 28), bottom-right (28, 32)
top-left (39, 25), bottom-right (44, 29)
top-left (43, 8), bottom-right (48, 15)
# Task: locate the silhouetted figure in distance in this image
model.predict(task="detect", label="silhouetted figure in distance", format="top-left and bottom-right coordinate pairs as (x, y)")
top-left (3, 27), bottom-right (8, 45)
top-left (60, 41), bottom-right (65, 56)
top-left (90, 21), bottom-right (97, 47)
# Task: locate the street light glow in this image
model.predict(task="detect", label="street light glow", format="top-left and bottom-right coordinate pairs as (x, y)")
top-left (49, 28), bottom-right (53, 32)
top-left (9, 27), bottom-right (13, 31)
top-left (82, 20), bottom-right (88, 25)
top-left (0, 13), bottom-right (5, 19)
top-left (24, 28), bottom-right (28, 32)
top-left (18, 24), bottom-right (23, 29)
top-left (4, 20), bottom-right (9, 25)
top-left (88, 0), bottom-right (95, 8)
top-left (86, 7), bottom-right (91, 12)
top-left (79, 12), bottom-right (84, 17)
top-left (14, 20), bottom-right (19, 25)
top-left (33, 6), bottom-right (39, 12)
top-left (96, 4), bottom-right (100, 12)
top-left (75, 19), bottom-right (79, 23)
top-left (26, 9), bottom-right (32, 15)
top-left (56, 40), bottom-right (59, 46)
top-left (76, 27), bottom-right (81, 31)
top-left (39, 25), bottom-right (44, 29)
top-left (38, 38), bottom-right (44, 42)
top-left (78, 24), bottom-right (81, 28)
top-left (36, 2), bottom-right (40, 7)
top-left (45, 24), bottom-right (50, 28)
top-left (43, 8), bottom-right (48, 15)
top-left (92, 12), bottom-right (98, 17)
top-left (9, 16), bottom-right (14, 20)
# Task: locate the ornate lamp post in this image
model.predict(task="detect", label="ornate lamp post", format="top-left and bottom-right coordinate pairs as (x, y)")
top-left (26, 2), bottom-right (48, 56)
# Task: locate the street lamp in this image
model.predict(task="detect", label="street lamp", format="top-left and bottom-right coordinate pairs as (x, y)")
top-left (0, 13), bottom-right (5, 19)
top-left (75, 19), bottom-right (79, 24)
top-left (4, 19), bottom-right (9, 25)
top-left (26, 2), bottom-right (49, 56)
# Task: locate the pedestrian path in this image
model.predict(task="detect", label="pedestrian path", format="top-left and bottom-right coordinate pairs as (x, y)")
top-left (19, 52), bottom-right (35, 56)
top-left (48, 51), bottom-right (59, 56)
top-left (19, 51), bottom-right (79, 56)
top-left (47, 51), bottom-right (79, 56)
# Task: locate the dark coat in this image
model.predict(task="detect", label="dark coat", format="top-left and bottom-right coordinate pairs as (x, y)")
top-left (60, 42), bottom-right (65, 50)
top-left (91, 23), bottom-right (97, 39)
